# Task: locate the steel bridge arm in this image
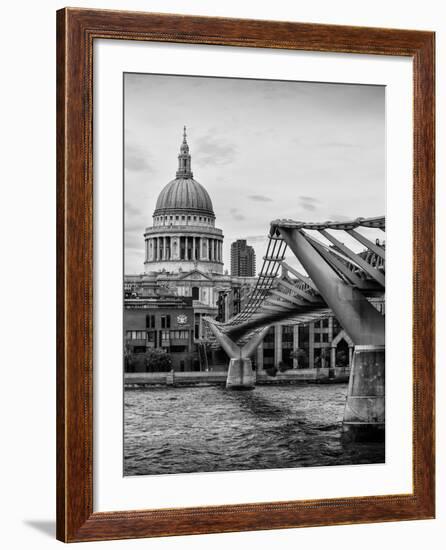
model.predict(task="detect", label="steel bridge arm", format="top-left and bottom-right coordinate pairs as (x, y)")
top-left (277, 227), bottom-right (385, 346)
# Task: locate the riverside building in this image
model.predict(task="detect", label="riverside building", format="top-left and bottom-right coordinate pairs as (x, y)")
top-left (230, 239), bottom-right (256, 277)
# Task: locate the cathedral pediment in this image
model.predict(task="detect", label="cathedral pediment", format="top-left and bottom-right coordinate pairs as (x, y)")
top-left (177, 269), bottom-right (212, 281)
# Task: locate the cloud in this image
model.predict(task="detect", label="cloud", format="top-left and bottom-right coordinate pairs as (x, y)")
top-left (125, 200), bottom-right (148, 234)
top-left (125, 143), bottom-right (155, 173)
top-left (299, 196), bottom-right (320, 203)
top-left (125, 202), bottom-right (143, 217)
top-left (248, 194), bottom-right (272, 202)
top-left (195, 133), bottom-right (237, 166)
top-left (330, 214), bottom-right (351, 222)
top-left (299, 195), bottom-right (320, 212)
top-left (229, 208), bottom-right (245, 221)
top-left (245, 234), bottom-right (267, 243)
top-left (301, 202), bottom-right (316, 212)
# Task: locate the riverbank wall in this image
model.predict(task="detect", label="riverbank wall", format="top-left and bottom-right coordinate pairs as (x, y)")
top-left (124, 367), bottom-right (350, 388)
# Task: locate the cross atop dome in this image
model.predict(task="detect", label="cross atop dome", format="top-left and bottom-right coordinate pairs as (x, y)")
top-left (177, 125), bottom-right (192, 178)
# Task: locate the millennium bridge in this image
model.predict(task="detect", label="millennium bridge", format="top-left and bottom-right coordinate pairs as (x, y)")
top-left (205, 215), bottom-right (385, 441)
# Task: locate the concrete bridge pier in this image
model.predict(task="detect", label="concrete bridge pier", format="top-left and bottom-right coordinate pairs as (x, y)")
top-left (206, 320), bottom-right (269, 390)
top-left (343, 345), bottom-right (385, 441)
top-left (226, 358), bottom-right (256, 390)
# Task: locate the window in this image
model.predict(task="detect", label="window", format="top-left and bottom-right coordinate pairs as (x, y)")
top-left (145, 314), bottom-right (155, 328)
top-left (170, 330), bottom-right (189, 340)
top-left (192, 286), bottom-right (199, 300)
top-left (161, 315), bottom-right (171, 329)
top-left (126, 331), bottom-right (146, 340)
top-left (282, 325), bottom-right (293, 343)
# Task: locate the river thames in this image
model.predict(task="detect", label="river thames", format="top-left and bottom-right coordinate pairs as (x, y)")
top-left (124, 383), bottom-right (385, 476)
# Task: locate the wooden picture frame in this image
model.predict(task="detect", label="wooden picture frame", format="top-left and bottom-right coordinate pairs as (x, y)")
top-left (56, 7), bottom-right (435, 542)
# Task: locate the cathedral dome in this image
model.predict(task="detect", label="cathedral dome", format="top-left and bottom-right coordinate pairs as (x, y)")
top-left (153, 126), bottom-right (214, 218)
top-left (154, 177), bottom-right (214, 217)
top-left (144, 127), bottom-right (223, 276)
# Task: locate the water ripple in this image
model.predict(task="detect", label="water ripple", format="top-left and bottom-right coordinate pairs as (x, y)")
top-left (124, 384), bottom-right (384, 476)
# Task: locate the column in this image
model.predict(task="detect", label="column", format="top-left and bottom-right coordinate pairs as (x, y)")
top-left (293, 325), bottom-right (299, 368)
top-left (274, 324), bottom-right (282, 367)
top-left (328, 317), bottom-right (336, 375)
top-left (309, 322), bottom-right (315, 368)
top-left (257, 343), bottom-right (264, 372)
top-left (348, 346), bottom-right (353, 367)
top-left (185, 236), bottom-right (189, 260)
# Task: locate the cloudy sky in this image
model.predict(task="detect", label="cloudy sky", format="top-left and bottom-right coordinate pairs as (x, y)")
top-left (124, 73), bottom-right (385, 274)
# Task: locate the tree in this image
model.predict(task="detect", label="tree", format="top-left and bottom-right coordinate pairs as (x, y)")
top-left (124, 344), bottom-right (135, 372)
top-left (289, 347), bottom-right (309, 369)
top-left (144, 348), bottom-right (173, 372)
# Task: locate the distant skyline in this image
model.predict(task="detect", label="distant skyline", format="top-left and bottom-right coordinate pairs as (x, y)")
top-left (124, 73), bottom-right (385, 274)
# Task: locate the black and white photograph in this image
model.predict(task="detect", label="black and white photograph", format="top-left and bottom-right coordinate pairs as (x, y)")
top-left (123, 73), bottom-right (386, 476)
